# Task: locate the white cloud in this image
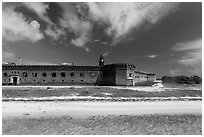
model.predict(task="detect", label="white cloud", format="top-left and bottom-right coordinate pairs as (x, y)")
top-left (59, 3), bottom-right (92, 48)
top-left (44, 26), bottom-right (65, 40)
top-left (23, 2), bottom-right (66, 40)
top-left (2, 6), bottom-right (44, 42)
top-left (70, 35), bottom-right (89, 48)
top-left (2, 51), bottom-right (15, 61)
top-left (173, 39), bottom-right (202, 75)
top-left (103, 51), bottom-right (110, 56)
top-left (86, 2), bottom-right (179, 45)
top-left (3, 2), bottom-right (179, 51)
top-left (94, 39), bottom-right (100, 42)
top-left (146, 54), bottom-right (158, 59)
top-left (23, 61), bottom-right (57, 65)
top-left (23, 3), bottom-right (92, 45)
top-left (101, 41), bottom-right (109, 45)
top-left (85, 47), bottom-right (90, 52)
top-left (23, 2), bottom-right (52, 24)
top-left (169, 70), bottom-right (181, 76)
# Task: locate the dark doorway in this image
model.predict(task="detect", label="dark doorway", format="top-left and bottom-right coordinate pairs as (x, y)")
top-left (13, 77), bottom-right (17, 85)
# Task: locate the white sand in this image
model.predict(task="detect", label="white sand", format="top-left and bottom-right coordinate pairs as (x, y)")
top-left (2, 101), bottom-right (202, 119)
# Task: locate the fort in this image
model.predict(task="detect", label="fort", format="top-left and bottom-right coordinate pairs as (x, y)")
top-left (2, 55), bottom-right (156, 86)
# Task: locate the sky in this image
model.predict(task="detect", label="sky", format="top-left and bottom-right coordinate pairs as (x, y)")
top-left (2, 2), bottom-right (202, 78)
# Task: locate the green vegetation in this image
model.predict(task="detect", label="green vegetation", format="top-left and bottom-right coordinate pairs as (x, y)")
top-left (2, 86), bottom-right (202, 99)
top-left (162, 75), bottom-right (202, 84)
top-left (2, 114), bottom-right (201, 135)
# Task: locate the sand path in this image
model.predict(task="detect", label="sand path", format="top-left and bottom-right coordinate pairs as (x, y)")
top-left (2, 101), bottom-right (201, 119)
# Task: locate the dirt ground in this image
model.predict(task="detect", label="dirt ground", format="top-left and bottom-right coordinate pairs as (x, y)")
top-left (2, 84), bottom-right (202, 99)
top-left (2, 114), bottom-right (202, 135)
top-left (2, 85), bottom-right (202, 135)
top-left (2, 100), bottom-right (202, 135)
top-left (2, 101), bottom-right (202, 118)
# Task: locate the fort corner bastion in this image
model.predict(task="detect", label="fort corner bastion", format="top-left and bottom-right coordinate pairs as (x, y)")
top-left (2, 55), bottom-right (156, 86)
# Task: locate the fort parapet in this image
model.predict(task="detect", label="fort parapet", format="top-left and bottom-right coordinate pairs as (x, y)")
top-left (2, 56), bottom-right (156, 86)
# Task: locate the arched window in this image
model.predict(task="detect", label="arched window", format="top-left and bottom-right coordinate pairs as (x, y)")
top-left (61, 72), bottom-right (65, 77)
top-left (80, 73), bottom-right (84, 77)
top-left (32, 73), bottom-right (37, 77)
top-left (71, 72), bottom-right (74, 77)
top-left (52, 72), bottom-right (56, 77)
top-left (90, 72), bottom-right (95, 77)
top-left (23, 72), bottom-right (27, 77)
top-left (42, 72), bottom-right (47, 77)
top-left (4, 73), bottom-right (7, 77)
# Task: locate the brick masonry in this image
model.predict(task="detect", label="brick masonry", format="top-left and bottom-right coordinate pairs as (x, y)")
top-left (2, 63), bottom-right (156, 86)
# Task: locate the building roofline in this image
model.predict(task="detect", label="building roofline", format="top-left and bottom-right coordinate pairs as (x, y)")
top-left (2, 64), bottom-right (101, 71)
top-left (135, 70), bottom-right (155, 75)
top-left (102, 63), bottom-right (135, 68)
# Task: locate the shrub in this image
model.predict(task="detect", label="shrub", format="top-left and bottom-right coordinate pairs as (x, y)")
top-left (161, 75), bottom-right (202, 84)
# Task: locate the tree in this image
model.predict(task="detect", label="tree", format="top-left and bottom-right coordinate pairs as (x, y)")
top-left (161, 75), bottom-right (202, 84)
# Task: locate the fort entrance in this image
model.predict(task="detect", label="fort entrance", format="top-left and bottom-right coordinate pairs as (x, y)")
top-left (10, 76), bottom-right (20, 85)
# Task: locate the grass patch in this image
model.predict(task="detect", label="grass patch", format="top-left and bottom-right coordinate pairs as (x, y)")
top-left (2, 114), bottom-right (201, 135)
top-left (2, 86), bottom-right (202, 98)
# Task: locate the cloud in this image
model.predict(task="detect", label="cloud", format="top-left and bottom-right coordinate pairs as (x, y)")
top-left (86, 2), bottom-right (179, 45)
top-left (70, 32), bottom-right (89, 48)
top-left (2, 2), bottom-right (179, 51)
top-left (169, 70), bottom-right (181, 76)
top-left (22, 2), bottom-right (92, 46)
top-left (94, 39), bottom-right (100, 42)
top-left (59, 2), bottom-right (178, 47)
top-left (85, 47), bottom-right (90, 52)
top-left (23, 2), bottom-right (52, 24)
top-left (23, 2), bottom-right (66, 40)
top-left (101, 41), bottom-right (109, 45)
top-left (44, 26), bottom-right (66, 40)
top-left (2, 51), bottom-right (15, 61)
top-left (103, 51), bottom-right (110, 56)
top-left (2, 6), bottom-right (44, 42)
top-left (173, 39), bottom-right (202, 75)
top-left (59, 3), bottom-right (92, 48)
top-left (146, 54), bottom-right (158, 59)
top-left (23, 61), bottom-right (57, 65)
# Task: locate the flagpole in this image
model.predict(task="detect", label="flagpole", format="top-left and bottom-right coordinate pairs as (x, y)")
top-left (19, 57), bottom-right (21, 65)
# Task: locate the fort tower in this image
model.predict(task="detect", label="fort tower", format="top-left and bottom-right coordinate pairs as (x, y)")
top-left (98, 54), bottom-right (104, 66)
